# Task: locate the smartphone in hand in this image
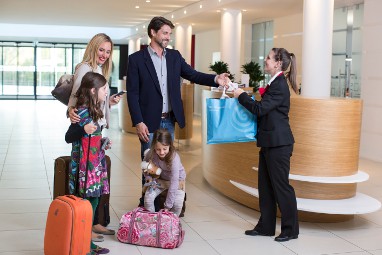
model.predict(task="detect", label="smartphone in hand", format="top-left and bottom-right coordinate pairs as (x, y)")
top-left (115, 90), bottom-right (127, 97)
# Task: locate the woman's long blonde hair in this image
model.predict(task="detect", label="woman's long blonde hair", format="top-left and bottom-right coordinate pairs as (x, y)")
top-left (82, 33), bottom-right (113, 80)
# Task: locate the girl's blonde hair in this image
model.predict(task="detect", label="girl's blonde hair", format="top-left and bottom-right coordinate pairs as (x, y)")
top-left (75, 72), bottom-right (106, 122)
top-left (146, 129), bottom-right (175, 169)
top-left (82, 33), bottom-right (114, 80)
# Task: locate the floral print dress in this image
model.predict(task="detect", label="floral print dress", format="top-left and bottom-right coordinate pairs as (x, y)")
top-left (69, 106), bottom-right (110, 198)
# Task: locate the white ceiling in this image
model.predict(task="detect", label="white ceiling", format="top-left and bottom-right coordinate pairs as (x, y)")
top-left (0, 0), bottom-right (363, 44)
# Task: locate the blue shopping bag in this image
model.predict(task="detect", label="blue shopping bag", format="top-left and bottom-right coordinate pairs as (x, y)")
top-left (206, 98), bottom-right (257, 144)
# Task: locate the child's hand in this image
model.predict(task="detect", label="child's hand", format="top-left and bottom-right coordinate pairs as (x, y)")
top-left (105, 140), bottom-right (112, 150)
top-left (84, 123), bottom-right (97, 135)
top-left (101, 137), bottom-right (112, 150)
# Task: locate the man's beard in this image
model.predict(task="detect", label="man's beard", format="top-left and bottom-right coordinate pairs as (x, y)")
top-left (154, 38), bottom-right (169, 49)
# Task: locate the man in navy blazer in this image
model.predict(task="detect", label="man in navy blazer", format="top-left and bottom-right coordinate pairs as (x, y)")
top-left (127, 16), bottom-right (229, 159)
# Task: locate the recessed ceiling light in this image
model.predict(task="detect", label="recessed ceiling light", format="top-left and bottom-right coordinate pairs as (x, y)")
top-left (200, 4), bottom-right (203, 8)
top-left (184, 10), bottom-right (187, 14)
top-left (171, 14), bottom-right (174, 18)
top-left (135, 5), bottom-right (139, 8)
top-left (146, 0), bottom-right (150, 2)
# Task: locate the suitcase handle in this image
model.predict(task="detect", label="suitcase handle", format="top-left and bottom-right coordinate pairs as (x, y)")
top-left (65, 195), bottom-right (80, 201)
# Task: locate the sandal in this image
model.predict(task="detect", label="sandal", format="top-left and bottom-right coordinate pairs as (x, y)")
top-left (92, 246), bottom-right (110, 254)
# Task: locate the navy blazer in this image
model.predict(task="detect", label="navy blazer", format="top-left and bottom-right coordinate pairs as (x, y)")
top-left (238, 75), bottom-right (294, 148)
top-left (126, 47), bottom-right (218, 132)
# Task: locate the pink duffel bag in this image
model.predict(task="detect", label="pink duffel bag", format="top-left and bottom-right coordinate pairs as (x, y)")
top-left (117, 207), bottom-right (185, 249)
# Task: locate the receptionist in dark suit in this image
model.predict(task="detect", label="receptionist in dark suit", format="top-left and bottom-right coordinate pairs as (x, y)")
top-left (233, 48), bottom-right (299, 242)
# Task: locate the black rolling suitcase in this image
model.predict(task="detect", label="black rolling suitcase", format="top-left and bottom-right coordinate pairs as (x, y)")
top-left (53, 155), bottom-right (111, 226)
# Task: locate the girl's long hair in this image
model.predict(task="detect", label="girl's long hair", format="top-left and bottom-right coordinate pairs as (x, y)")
top-left (82, 33), bottom-right (113, 79)
top-left (75, 72), bottom-right (106, 122)
top-left (147, 128), bottom-right (175, 169)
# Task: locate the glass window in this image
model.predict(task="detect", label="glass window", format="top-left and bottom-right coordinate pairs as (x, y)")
top-left (110, 46), bottom-right (120, 88)
top-left (36, 44), bottom-right (73, 95)
top-left (331, 4), bottom-right (363, 98)
top-left (0, 41), bottom-right (122, 99)
top-left (251, 21), bottom-right (273, 87)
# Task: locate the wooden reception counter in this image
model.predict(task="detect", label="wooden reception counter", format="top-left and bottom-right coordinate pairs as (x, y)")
top-left (201, 90), bottom-right (381, 222)
top-left (118, 79), bottom-right (135, 133)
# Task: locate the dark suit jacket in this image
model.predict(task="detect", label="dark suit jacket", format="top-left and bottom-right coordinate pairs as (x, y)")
top-left (238, 75), bottom-right (294, 148)
top-left (126, 47), bottom-right (218, 132)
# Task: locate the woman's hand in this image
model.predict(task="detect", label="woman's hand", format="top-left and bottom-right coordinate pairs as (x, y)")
top-left (68, 107), bottom-right (80, 123)
top-left (84, 122), bottom-right (97, 135)
top-left (233, 88), bottom-right (245, 98)
top-left (109, 94), bottom-right (121, 106)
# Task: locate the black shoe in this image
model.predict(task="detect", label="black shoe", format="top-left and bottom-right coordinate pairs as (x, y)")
top-left (245, 229), bottom-right (273, 236)
top-left (274, 233), bottom-right (298, 242)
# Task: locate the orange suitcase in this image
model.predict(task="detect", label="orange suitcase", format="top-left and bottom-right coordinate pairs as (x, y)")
top-left (44, 195), bottom-right (92, 255)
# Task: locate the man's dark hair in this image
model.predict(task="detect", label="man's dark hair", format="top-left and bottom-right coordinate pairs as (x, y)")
top-left (147, 16), bottom-right (175, 38)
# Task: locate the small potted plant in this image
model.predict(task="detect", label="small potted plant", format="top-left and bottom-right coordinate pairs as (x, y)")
top-left (209, 61), bottom-right (235, 82)
top-left (241, 61), bottom-right (265, 92)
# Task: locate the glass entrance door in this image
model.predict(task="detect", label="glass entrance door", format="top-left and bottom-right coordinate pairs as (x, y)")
top-left (1, 42), bottom-right (35, 97)
top-left (36, 43), bottom-right (73, 96)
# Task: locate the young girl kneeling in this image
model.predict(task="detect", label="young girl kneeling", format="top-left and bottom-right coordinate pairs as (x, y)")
top-left (144, 129), bottom-right (186, 216)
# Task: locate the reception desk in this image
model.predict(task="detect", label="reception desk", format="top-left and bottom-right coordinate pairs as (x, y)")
top-left (201, 90), bottom-right (381, 222)
top-left (118, 79), bottom-right (135, 133)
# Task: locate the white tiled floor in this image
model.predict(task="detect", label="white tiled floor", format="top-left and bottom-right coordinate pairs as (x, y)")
top-left (0, 100), bottom-right (381, 255)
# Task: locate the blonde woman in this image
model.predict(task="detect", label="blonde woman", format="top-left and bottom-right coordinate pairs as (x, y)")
top-left (66, 33), bottom-right (120, 246)
top-left (68, 33), bottom-right (121, 127)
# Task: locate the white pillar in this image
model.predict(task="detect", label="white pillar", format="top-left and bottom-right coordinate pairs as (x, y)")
top-left (135, 38), bottom-right (141, 52)
top-left (220, 9), bottom-right (242, 80)
top-left (301, 0), bottom-right (334, 98)
top-left (128, 39), bottom-right (136, 55)
top-left (175, 24), bottom-right (192, 64)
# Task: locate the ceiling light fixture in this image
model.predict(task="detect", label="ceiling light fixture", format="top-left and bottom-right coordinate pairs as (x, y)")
top-left (146, 0), bottom-right (150, 2)
top-left (200, 4), bottom-right (203, 8)
top-left (135, 5), bottom-right (139, 8)
top-left (184, 10), bottom-right (187, 14)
